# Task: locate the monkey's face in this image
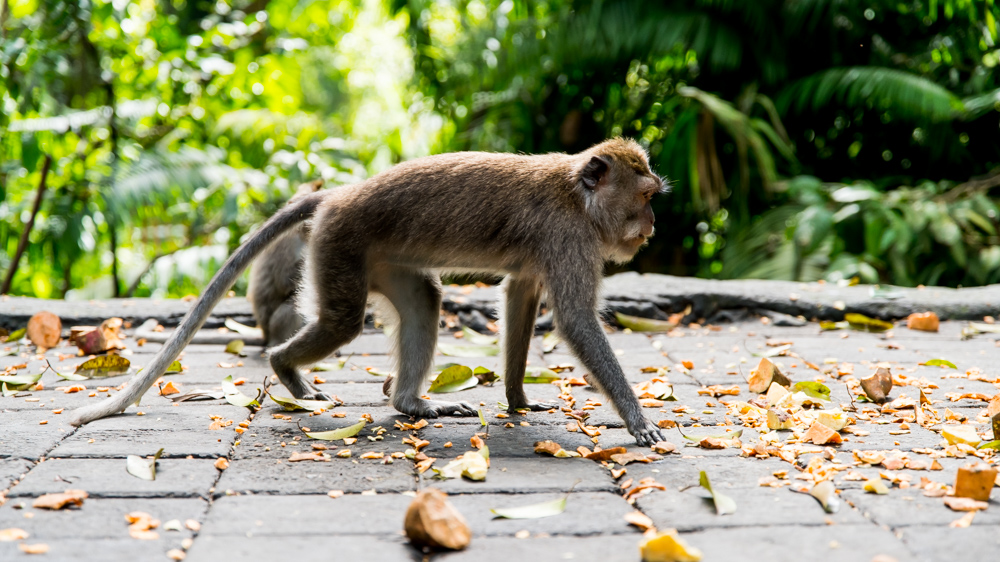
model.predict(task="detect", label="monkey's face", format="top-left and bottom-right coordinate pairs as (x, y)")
top-left (577, 139), bottom-right (667, 263)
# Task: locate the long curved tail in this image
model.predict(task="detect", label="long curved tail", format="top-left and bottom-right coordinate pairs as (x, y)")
top-left (70, 191), bottom-right (326, 426)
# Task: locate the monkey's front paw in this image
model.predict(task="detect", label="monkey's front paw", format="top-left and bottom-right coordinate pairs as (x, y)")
top-left (507, 400), bottom-right (560, 412)
top-left (629, 419), bottom-right (666, 447)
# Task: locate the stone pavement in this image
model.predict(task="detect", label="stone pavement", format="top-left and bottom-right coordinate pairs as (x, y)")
top-left (2, 306), bottom-right (1000, 561)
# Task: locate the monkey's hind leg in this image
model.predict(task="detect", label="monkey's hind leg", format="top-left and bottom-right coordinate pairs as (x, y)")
top-left (267, 301), bottom-right (304, 347)
top-left (268, 280), bottom-right (366, 400)
top-left (501, 275), bottom-right (560, 412)
top-left (376, 267), bottom-right (477, 418)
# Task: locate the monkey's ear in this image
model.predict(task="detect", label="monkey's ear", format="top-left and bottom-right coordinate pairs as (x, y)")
top-left (580, 156), bottom-right (610, 190)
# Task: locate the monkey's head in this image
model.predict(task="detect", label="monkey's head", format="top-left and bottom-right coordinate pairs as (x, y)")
top-left (574, 138), bottom-right (668, 263)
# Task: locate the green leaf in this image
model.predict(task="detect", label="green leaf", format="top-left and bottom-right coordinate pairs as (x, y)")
top-left (165, 361), bottom-right (184, 374)
top-left (1, 382), bottom-right (15, 397)
top-left (523, 367), bottom-right (560, 384)
top-left (224, 318), bottom-right (264, 338)
top-left (920, 359), bottom-right (957, 369)
top-left (699, 471), bottom-right (737, 515)
top-left (820, 321), bottom-right (847, 331)
top-left (303, 420), bottom-right (366, 441)
top-left (478, 408), bottom-right (487, 426)
top-left (614, 312), bottom-right (677, 332)
top-left (491, 496), bottom-right (567, 519)
top-left (268, 393), bottom-right (339, 411)
top-left (0, 371), bottom-right (44, 390)
top-left (977, 440), bottom-right (1000, 451)
top-left (222, 375), bottom-right (262, 409)
top-left (6, 328), bottom-right (26, 342)
top-left (429, 365), bottom-right (478, 393)
top-left (542, 332), bottom-right (561, 353)
top-left (54, 370), bottom-right (88, 381)
top-left (126, 448), bottom-right (164, 481)
top-left (74, 355), bottom-right (131, 377)
top-left (225, 339), bottom-right (246, 355)
top-left (844, 313), bottom-right (893, 333)
top-left (791, 381), bottom-right (831, 401)
top-left (313, 356), bottom-right (349, 372)
top-left (462, 327), bottom-right (498, 345)
top-left (438, 343), bottom-right (500, 357)
top-left (473, 366), bottom-right (500, 385)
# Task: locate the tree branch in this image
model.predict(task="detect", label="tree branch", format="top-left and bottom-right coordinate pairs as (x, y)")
top-left (1, 155), bottom-right (53, 294)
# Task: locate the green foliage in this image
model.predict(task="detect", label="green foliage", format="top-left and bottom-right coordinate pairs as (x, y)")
top-left (2, 0), bottom-right (1000, 298)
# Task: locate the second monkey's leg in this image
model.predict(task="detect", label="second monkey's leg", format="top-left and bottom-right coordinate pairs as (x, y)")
top-left (376, 266), bottom-right (477, 418)
top-left (502, 275), bottom-right (559, 412)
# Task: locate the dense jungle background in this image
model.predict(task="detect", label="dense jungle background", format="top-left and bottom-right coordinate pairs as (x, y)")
top-left (2, 0), bottom-right (1000, 299)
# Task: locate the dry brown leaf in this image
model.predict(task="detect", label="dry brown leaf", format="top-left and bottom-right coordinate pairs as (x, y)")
top-left (32, 489), bottom-right (87, 510)
top-left (404, 488), bottom-right (470, 551)
top-left (0, 528), bottom-right (29, 542)
top-left (19, 543), bottom-right (49, 555)
top-left (860, 367), bottom-right (893, 404)
top-left (624, 511), bottom-right (655, 532)
top-left (657, 419), bottom-right (677, 429)
top-left (651, 442), bottom-right (677, 454)
top-left (943, 496), bottom-right (989, 512)
top-left (748, 357), bottom-right (791, 393)
top-left (954, 463), bottom-right (997, 502)
top-left (697, 385), bottom-right (740, 397)
top-left (27, 311), bottom-right (62, 349)
top-left (803, 422), bottom-right (842, 445)
top-left (610, 452), bottom-right (651, 465)
top-left (949, 511), bottom-right (976, 528)
top-left (906, 312), bottom-right (939, 332)
top-left (158, 381), bottom-right (181, 396)
top-left (611, 467), bottom-right (627, 480)
top-left (214, 458), bottom-right (229, 470)
top-left (585, 447), bottom-right (627, 462)
top-left (167, 549), bottom-right (187, 560)
top-left (289, 451), bottom-right (328, 462)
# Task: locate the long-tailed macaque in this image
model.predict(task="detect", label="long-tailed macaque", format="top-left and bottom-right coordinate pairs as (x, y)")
top-left (71, 138), bottom-right (668, 445)
top-left (247, 179), bottom-right (323, 346)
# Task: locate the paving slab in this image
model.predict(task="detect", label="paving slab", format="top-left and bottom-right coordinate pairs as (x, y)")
top-left (7, 459), bottom-right (219, 498)
top-left (184, 534), bottom-right (420, 562)
top-left (213, 457), bottom-right (416, 495)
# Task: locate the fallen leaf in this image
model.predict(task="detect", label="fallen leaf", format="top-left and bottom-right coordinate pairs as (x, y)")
top-left (224, 318), bottom-right (264, 338)
top-left (624, 510), bottom-right (655, 532)
top-left (491, 496), bottom-right (567, 519)
top-left (0, 528), bottom-right (29, 542)
top-left (942, 426), bottom-right (981, 447)
top-left (950, 511), bottom-right (976, 528)
top-left (651, 442), bottom-right (677, 454)
top-left (533, 440), bottom-right (580, 458)
top-left (748, 357), bottom-right (791, 393)
top-left (289, 451), bottom-right (329, 462)
top-left (523, 366), bottom-right (560, 384)
top-left (808, 480), bottom-right (840, 513)
top-left (438, 450), bottom-right (489, 481)
top-left (303, 420), bottom-right (367, 441)
top-left (74, 355), bottom-right (130, 378)
top-left (863, 478), bottom-right (889, 495)
top-left (845, 313), bottom-right (893, 333)
top-left (169, 389), bottom-right (225, 403)
top-left (542, 332), bottom-right (561, 353)
top-left (920, 359), bottom-right (957, 369)
top-left (860, 367), bottom-right (893, 404)
top-left (214, 458), bottom-right (229, 470)
top-left (158, 381), bottom-right (181, 396)
top-left (0, 371), bottom-right (43, 390)
top-left (610, 452), bottom-right (651, 465)
top-left (19, 543), bottom-right (49, 554)
top-left (473, 367), bottom-right (500, 386)
top-left (699, 471), bottom-right (736, 515)
top-left (404, 488), bottom-right (470, 550)
top-left (221, 375), bottom-right (261, 409)
top-left (639, 529), bottom-right (703, 562)
top-left (803, 421), bottom-right (843, 445)
top-left (429, 365), bottom-right (478, 393)
top-left (954, 463), bottom-right (996, 501)
top-left (615, 312), bottom-right (677, 333)
top-left (943, 496), bottom-right (989, 512)
top-left (437, 343), bottom-right (499, 357)
top-left (584, 447), bottom-right (628, 462)
top-left (224, 339), bottom-right (245, 355)
top-left (906, 312), bottom-right (939, 332)
top-left (791, 381), bottom-right (831, 401)
top-left (27, 311), bottom-right (62, 349)
top-left (32, 489), bottom-right (88, 510)
top-left (461, 327), bottom-right (498, 345)
top-left (126, 448), bottom-right (164, 481)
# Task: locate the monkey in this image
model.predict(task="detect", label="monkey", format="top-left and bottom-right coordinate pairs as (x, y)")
top-left (247, 179), bottom-right (324, 346)
top-left (70, 138), bottom-right (669, 446)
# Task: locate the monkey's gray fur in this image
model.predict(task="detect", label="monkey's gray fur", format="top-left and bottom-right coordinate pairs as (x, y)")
top-left (247, 179), bottom-right (323, 346)
top-left (71, 138), bottom-right (669, 446)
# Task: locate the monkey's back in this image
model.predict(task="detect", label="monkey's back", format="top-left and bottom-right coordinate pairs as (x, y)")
top-left (318, 151), bottom-right (594, 273)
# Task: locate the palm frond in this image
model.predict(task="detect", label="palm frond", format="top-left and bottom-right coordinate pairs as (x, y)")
top-left (108, 146), bottom-right (234, 215)
top-left (777, 67), bottom-right (965, 122)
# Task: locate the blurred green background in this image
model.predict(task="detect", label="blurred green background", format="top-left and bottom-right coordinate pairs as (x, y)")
top-left (2, 0), bottom-right (1000, 299)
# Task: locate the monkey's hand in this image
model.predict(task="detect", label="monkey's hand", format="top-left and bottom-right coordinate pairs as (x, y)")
top-left (629, 418), bottom-right (666, 447)
top-left (506, 399), bottom-right (560, 413)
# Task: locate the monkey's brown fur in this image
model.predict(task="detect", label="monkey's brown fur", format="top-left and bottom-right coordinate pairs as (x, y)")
top-left (248, 179), bottom-right (323, 346)
top-left (71, 138), bottom-right (668, 445)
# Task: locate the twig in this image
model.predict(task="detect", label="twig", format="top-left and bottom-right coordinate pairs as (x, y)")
top-left (1, 154), bottom-right (53, 294)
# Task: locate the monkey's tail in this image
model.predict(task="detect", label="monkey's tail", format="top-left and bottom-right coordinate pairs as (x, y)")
top-left (69, 191), bottom-right (326, 427)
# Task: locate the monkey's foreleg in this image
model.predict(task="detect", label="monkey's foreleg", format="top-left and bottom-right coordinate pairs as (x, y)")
top-left (500, 275), bottom-right (560, 412)
top-left (268, 319), bottom-right (355, 400)
top-left (379, 269), bottom-right (477, 418)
